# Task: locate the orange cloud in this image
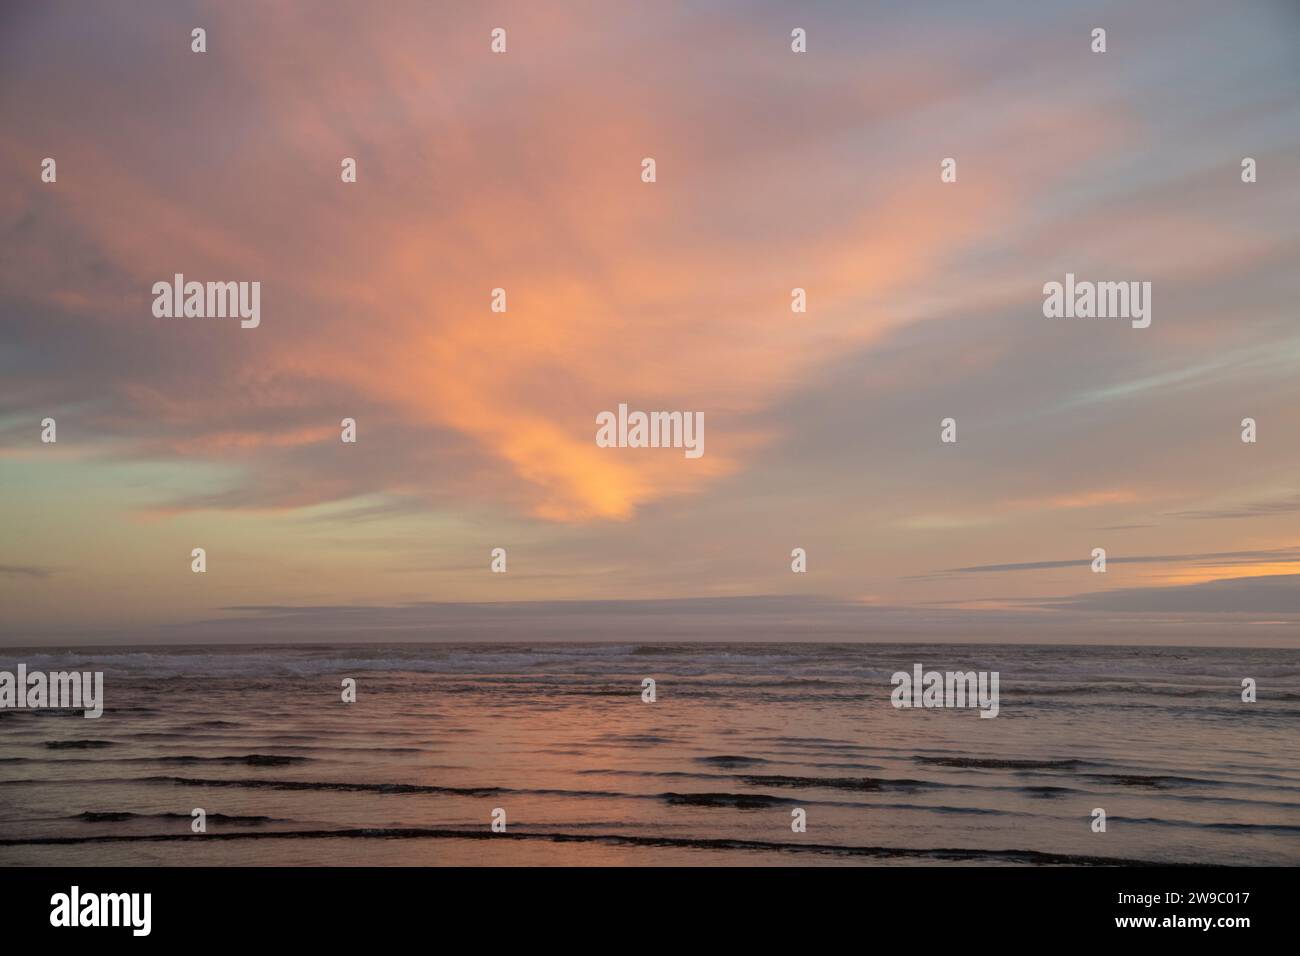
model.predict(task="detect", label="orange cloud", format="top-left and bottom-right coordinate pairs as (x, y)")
top-left (0, 1), bottom-right (1133, 523)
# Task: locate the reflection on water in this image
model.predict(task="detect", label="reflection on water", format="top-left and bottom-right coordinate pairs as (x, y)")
top-left (1, 642), bottom-right (1297, 866)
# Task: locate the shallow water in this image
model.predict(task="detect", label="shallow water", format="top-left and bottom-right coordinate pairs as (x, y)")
top-left (1, 642), bottom-right (1296, 866)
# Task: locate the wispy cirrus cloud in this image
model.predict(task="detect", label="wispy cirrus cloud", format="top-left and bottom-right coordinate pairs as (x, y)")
top-left (1165, 493), bottom-right (1300, 521)
top-left (0, 564), bottom-right (56, 579)
top-left (937, 547), bottom-right (1300, 575)
top-left (2, 1), bottom-right (1300, 640)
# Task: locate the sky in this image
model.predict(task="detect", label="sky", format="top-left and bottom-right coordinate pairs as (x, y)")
top-left (2, 0), bottom-right (1299, 645)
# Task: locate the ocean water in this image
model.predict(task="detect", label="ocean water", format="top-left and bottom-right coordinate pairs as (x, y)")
top-left (1, 642), bottom-right (1297, 866)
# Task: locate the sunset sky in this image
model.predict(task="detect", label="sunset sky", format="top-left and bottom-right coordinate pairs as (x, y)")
top-left (2, 0), bottom-right (1299, 644)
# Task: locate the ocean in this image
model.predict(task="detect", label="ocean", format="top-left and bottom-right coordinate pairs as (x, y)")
top-left (1, 643), bottom-right (1297, 866)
